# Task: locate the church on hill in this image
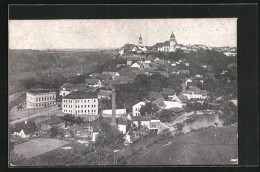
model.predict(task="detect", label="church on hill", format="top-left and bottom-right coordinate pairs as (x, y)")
top-left (156, 31), bottom-right (178, 52)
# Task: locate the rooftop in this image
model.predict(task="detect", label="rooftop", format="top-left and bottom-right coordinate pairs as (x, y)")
top-left (27, 89), bottom-right (55, 95)
top-left (63, 91), bottom-right (98, 99)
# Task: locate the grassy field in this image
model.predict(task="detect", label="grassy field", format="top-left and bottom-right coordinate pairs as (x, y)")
top-left (127, 125), bottom-right (238, 165)
top-left (13, 138), bottom-right (69, 159)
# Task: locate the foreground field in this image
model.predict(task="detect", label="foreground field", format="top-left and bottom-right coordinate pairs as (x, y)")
top-left (127, 125), bottom-right (237, 165)
top-left (14, 138), bottom-right (69, 159)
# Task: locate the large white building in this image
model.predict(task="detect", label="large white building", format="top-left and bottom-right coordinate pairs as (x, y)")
top-left (62, 91), bottom-right (98, 115)
top-left (132, 101), bottom-right (145, 116)
top-left (26, 90), bottom-right (56, 109)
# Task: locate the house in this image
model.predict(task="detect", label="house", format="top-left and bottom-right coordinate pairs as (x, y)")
top-left (163, 101), bottom-right (186, 109)
top-left (168, 94), bottom-right (189, 104)
top-left (88, 119), bottom-right (101, 142)
top-left (149, 119), bottom-right (161, 133)
top-left (102, 109), bottom-right (127, 117)
top-left (102, 72), bottom-right (120, 80)
top-left (130, 115), bottom-right (160, 133)
top-left (59, 83), bottom-right (76, 97)
top-left (185, 79), bottom-right (193, 87)
top-left (154, 58), bottom-right (165, 64)
top-left (40, 117), bottom-right (64, 131)
top-left (183, 86), bottom-right (207, 100)
top-left (132, 101), bottom-right (146, 116)
top-left (131, 62), bottom-right (145, 69)
top-left (117, 118), bottom-right (128, 134)
top-left (85, 79), bottom-right (102, 88)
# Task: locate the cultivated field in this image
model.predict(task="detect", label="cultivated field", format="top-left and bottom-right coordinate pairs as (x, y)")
top-left (127, 125), bottom-right (238, 165)
top-left (14, 138), bottom-right (69, 159)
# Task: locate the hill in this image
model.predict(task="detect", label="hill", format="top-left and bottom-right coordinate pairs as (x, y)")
top-left (127, 125), bottom-right (237, 165)
top-left (8, 49), bottom-right (117, 94)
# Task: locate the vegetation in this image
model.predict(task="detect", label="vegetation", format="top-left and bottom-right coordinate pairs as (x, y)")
top-left (139, 102), bottom-right (159, 116)
top-left (62, 114), bottom-right (84, 127)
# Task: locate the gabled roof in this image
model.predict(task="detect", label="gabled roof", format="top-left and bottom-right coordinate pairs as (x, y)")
top-left (152, 97), bottom-right (165, 107)
top-left (63, 91), bottom-right (98, 99)
top-left (153, 43), bottom-right (163, 48)
top-left (163, 41), bottom-right (170, 46)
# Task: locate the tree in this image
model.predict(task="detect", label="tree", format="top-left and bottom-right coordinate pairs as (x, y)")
top-left (219, 101), bottom-right (238, 126)
top-left (139, 102), bottom-right (159, 116)
top-left (50, 126), bottom-right (59, 138)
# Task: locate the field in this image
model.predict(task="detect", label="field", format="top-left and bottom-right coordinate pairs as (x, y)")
top-left (127, 125), bottom-right (238, 165)
top-left (14, 138), bottom-right (69, 159)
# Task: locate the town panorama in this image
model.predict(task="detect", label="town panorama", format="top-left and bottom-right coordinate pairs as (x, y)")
top-left (9, 21), bottom-right (238, 166)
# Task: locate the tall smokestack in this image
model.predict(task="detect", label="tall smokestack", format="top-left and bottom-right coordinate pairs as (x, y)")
top-left (111, 87), bottom-right (117, 126)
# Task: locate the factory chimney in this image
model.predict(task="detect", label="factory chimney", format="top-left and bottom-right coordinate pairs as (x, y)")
top-left (111, 87), bottom-right (117, 126)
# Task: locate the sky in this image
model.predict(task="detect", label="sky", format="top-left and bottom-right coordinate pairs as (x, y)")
top-left (9, 18), bottom-right (237, 50)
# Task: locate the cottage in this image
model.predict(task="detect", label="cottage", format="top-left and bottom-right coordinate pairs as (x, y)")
top-left (85, 79), bottom-right (102, 88)
top-left (183, 86), bottom-right (207, 100)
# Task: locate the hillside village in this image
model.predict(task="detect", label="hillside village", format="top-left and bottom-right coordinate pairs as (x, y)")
top-left (9, 32), bottom-right (238, 165)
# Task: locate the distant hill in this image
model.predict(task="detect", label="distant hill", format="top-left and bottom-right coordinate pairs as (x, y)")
top-left (8, 49), bottom-right (117, 94)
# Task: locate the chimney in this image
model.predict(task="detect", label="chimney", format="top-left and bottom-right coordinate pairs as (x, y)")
top-left (111, 87), bottom-right (117, 126)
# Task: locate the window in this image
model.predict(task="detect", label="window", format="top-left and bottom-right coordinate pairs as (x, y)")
top-left (85, 105), bottom-right (86, 108)
top-left (85, 110), bottom-right (86, 113)
top-left (88, 105), bottom-right (90, 108)
top-left (84, 100), bottom-right (86, 103)
top-left (94, 100), bottom-right (96, 102)
top-left (81, 105), bottom-right (83, 108)
top-left (81, 110), bottom-right (83, 113)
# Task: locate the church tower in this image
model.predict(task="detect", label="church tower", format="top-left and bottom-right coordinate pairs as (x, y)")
top-left (170, 31), bottom-right (177, 52)
top-left (138, 35), bottom-right (143, 46)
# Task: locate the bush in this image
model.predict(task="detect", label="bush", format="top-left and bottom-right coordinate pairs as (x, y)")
top-left (175, 123), bottom-right (185, 131)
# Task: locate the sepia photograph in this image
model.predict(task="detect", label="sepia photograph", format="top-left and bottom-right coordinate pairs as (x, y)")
top-left (8, 18), bottom-right (238, 166)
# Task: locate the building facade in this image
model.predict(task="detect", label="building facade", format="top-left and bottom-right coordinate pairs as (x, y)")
top-left (132, 101), bottom-right (146, 116)
top-left (62, 91), bottom-right (98, 115)
top-left (26, 90), bottom-right (56, 109)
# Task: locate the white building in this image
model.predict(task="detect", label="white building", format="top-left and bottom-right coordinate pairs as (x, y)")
top-left (62, 91), bottom-right (98, 115)
top-left (26, 90), bottom-right (56, 109)
top-left (132, 101), bottom-right (146, 116)
top-left (163, 101), bottom-right (186, 109)
top-left (183, 86), bottom-right (207, 100)
top-left (102, 109), bottom-right (127, 117)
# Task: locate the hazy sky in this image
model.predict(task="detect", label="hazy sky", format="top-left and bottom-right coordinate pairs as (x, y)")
top-left (9, 18), bottom-right (237, 50)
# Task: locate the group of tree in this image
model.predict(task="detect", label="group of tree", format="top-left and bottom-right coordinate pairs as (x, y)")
top-left (139, 102), bottom-right (159, 116)
top-left (61, 114), bottom-right (84, 127)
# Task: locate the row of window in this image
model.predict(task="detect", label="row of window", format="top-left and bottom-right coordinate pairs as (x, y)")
top-left (36, 96), bottom-right (55, 102)
top-left (35, 102), bottom-right (55, 107)
top-left (63, 104), bottom-right (96, 108)
top-left (63, 109), bottom-right (97, 113)
top-left (63, 99), bottom-right (96, 103)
